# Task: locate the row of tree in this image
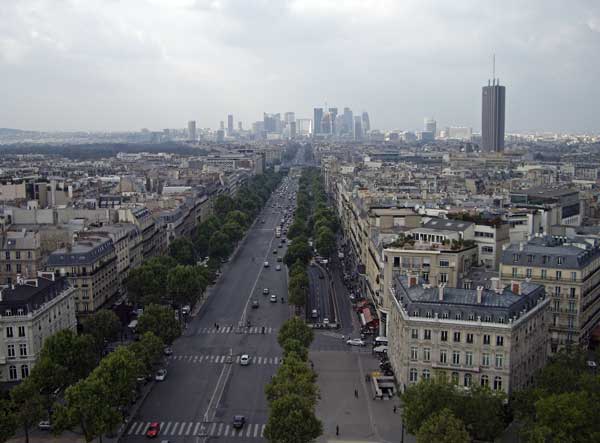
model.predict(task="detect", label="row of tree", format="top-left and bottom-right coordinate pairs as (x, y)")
top-left (264, 318), bottom-right (322, 443)
top-left (402, 376), bottom-right (508, 443)
top-left (0, 305), bottom-right (179, 443)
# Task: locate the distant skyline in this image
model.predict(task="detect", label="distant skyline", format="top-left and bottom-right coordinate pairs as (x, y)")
top-left (1, 0), bottom-right (599, 133)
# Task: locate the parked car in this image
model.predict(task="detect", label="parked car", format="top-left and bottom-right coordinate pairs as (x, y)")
top-left (233, 415), bottom-right (246, 429)
top-left (264, 261), bottom-right (269, 267)
top-left (38, 421), bottom-right (52, 431)
top-left (240, 354), bottom-right (250, 366)
top-left (346, 338), bottom-right (366, 347)
top-left (155, 369), bottom-right (167, 381)
top-left (275, 265), bottom-right (281, 271)
top-left (146, 422), bottom-right (160, 438)
top-left (270, 294), bottom-right (277, 303)
top-left (263, 288), bottom-right (269, 295)
top-left (311, 309), bottom-right (318, 318)
top-left (252, 299), bottom-right (259, 308)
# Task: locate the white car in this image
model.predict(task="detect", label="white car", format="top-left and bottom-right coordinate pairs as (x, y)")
top-left (346, 338), bottom-right (366, 347)
top-left (38, 421), bottom-right (52, 431)
top-left (264, 261), bottom-right (269, 267)
top-left (263, 288), bottom-right (270, 295)
top-left (270, 294), bottom-right (277, 303)
top-left (275, 265), bottom-right (281, 271)
top-left (240, 354), bottom-right (250, 366)
top-left (155, 369), bottom-right (167, 381)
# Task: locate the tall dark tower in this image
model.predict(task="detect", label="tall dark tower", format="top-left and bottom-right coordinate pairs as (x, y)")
top-left (481, 58), bottom-right (505, 153)
top-left (313, 108), bottom-right (323, 137)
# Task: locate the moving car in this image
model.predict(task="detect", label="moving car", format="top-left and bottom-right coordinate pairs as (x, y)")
top-left (275, 265), bottom-right (281, 271)
top-left (323, 317), bottom-right (330, 326)
top-left (155, 369), bottom-right (167, 381)
top-left (252, 299), bottom-right (259, 308)
top-left (146, 422), bottom-right (160, 438)
top-left (311, 309), bottom-right (318, 319)
top-left (270, 294), bottom-right (277, 303)
top-left (273, 249), bottom-right (278, 254)
top-left (240, 354), bottom-right (250, 366)
top-left (263, 288), bottom-right (269, 295)
top-left (277, 257), bottom-right (282, 262)
top-left (38, 421), bottom-right (52, 431)
top-left (264, 261), bottom-right (269, 267)
top-left (346, 338), bottom-right (366, 347)
top-left (233, 415), bottom-right (246, 429)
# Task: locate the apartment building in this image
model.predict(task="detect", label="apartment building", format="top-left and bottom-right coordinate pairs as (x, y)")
top-left (118, 207), bottom-right (166, 260)
top-left (0, 273), bottom-right (77, 382)
top-left (500, 236), bottom-right (600, 353)
top-left (0, 230), bottom-right (44, 284)
top-left (46, 237), bottom-right (118, 313)
top-left (386, 274), bottom-right (548, 395)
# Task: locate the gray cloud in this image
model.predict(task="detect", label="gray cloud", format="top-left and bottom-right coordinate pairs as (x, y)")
top-left (0, 0), bottom-right (599, 133)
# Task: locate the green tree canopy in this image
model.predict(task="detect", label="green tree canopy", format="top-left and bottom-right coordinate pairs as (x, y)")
top-left (416, 408), bottom-right (470, 443)
top-left (0, 397), bottom-right (15, 443)
top-left (222, 221), bottom-right (245, 243)
top-left (264, 394), bottom-right (322, 443)
top-left (214, 194), bottom-right (236, 219)
top-left (281, 338), bottom-right (309, 361)
top-left (81, 309), bottom-right (121, 358)
top-left (315, 226), bottom-right (335, 258)
top-left (283, 237), bottom-right (313, 266)
top-left (137, 304), bottom-right (182, 345)
top-left (168, 237), bottom-right (196, 265)
top-left (10, 378), bottom-right (44, 443)
top-left (129, 332), bottom-right (164, 375)
top-left (208, 230), bottom-right (232, 259)
top-left (278, 317), bottom-right (314, 349)
top-left (167, 265), bottom-right (206, 306)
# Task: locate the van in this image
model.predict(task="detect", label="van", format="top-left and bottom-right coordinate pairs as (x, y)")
top-left (374, 336), bottom-right (389, 346)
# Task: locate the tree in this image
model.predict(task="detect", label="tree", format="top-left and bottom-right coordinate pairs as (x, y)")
top-left (457, 385), bottom-right (506, 442)
top-left (168, 237), bottom-right (196, 265)
top-left (278, 317), bottom-right (314, 349)
top-left (0, 397), bottom-right (15, 443)
top-left (208, 230), bottom-right (232, 259)
top-left (126, 256), bottom-right (177, 306)
top-left (315, 226), bottom-right (335, 258)
top-left (30, 356), bottom-right (67, 417)
top-left (416, 408), bottom-right (470, 443)
top-left (53, 375), bottom-right (120, 443)
top-left (82, 309), bottom-right (121, 358)
top-left (39, 329), bottom-right (97, 387)
top-left (401, 378), bottom-right (459, 435)
top-left (264, 394), bottom-right (322, 443)
top-left (167, 265), bottom-right (206, 306)
top-left (287, 221), bottom-right (307, 239)
top-left (265, 355), bottom-right (317, 404)
top-left (226, 210), bottom-right (250, 228)
top-left (136, 304), bottom-right (181, 345)
top-left (94, 347), bottom-right (141, 411)
top-left (10, 378), bottom-right (44, 443)
top-left (214, 194), bottom-right (236, 219)
top-left (282, 338), bottom-right (309, 361)
top-left (222, 221), bottom-right (244, 243)
top-left (129, 332), bottom-right (164, 375)
top-left (283, 237), bottom-right (313, 266)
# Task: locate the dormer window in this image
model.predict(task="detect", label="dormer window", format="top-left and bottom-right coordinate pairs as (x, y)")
top-left (557, 256), bottom-right (564, 265)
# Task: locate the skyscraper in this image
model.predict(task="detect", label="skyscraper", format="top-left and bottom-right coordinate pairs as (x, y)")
top-left (227, 114), bottom-right (234, 136)
top-left (313, 108), bottom-right (323, 136)
top-left (354, 116), bottom-right (363, 141)
top-left (343, 107), bottom-right (354, 136)
top-left (284, 112), bottom-right (296, 124)
top-left (187, 120), bottom-right (197, 141)
top-left (361, 112), bottom-right (371, 133)
top-left (321, 112), bottom-right (333, 135)
top-left (289, 121), bottom-right (296, 139)
top-left (482, 79), bottom-right (505, 153)
top-left (424, 117), bottom-right (437, 138)
top-left (328, 108), bottom-right (338, 134)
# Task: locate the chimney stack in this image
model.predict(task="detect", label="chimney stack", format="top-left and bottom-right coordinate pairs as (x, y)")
top-left (511, 280), bottom-right (521, 295)
top-left (476, 286), bottom-right (484, 304)
top-left (438, 283), bottom-right (446, 301)
top-left (408, 274), bottom-right (418, 288)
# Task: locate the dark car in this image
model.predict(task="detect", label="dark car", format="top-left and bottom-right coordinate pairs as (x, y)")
top-left (252, 299), bottom-right (259, 308)
top-left (233, 415), bottom-right (246, 429)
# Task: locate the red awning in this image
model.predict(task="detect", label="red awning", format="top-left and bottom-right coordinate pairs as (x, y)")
top-left (362, 308), bottom-right (373, 324)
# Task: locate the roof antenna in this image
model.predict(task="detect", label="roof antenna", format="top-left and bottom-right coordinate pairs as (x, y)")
top-left (492, 53), bottom-right (496, 85)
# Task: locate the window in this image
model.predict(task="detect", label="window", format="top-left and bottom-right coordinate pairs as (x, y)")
top-left (493, 376), bottom-right (502, 391)
top-left (483, 334), bottom-right (491, 345)
top-left (512, 254), bottom-right (520, 262)
top-left (464, 373), bottom-right (472, 388)
top-left (568, 317), bottom-right (575, 329)
top-left (19, 343), bottom-right (27, 357)
top-left (452, 351), bottom-right (460, 365)
top-left (526, 268), bottom-right (532, 278)
top-left (568, 300), bottom-right (576, 313)
top-left (441, 331), bottom-right (448, 342)
top-left (482, 353), bottom-right (490, 367)
top-left (5, 264), bottom-right (11, 272)
top-left (18, 326), bottom-right (25, 338)
top-left (440, 350), bottom-right (447, 364)
top-left (439, 273), bottom-right (448, 283)
top-left (8, 365), bottom-right (17, 381)
top-left (451, 372), bottom-right (459, 385)
top-left (16, 264), bottom-right (21, 273)
top-left (439, 259), bottom-right (449, 267)
top-left (6, 327), bottom-right (13, 338)
top-left (542, 255), bottom-right (548, 264)
top-left (557, 256), bottom-right (563, 265)
top-left (393, 257), bottom-right (400, 268)
top-left (411, 328), bottom-right (418, 339)
top-left (553, 299), bottom-right (560, 311)
top-left (423, 348), bottom-right (431, 362)
top-left (441, 312), bottom-right (449, 319)
top-left (7, 344), bottom-right (15, 358)
top-left (4, 251), bottom-right (9, 260)
top-left (482, 246), bottom-right (494, 254)
top-left (409, 368), bottom-right (418, 383)
top-left (556, 271), bottom-right (562, 281)
top-left (453, 332), bottom-right (461, 342)
top-left (410, 346), bottom-right (418, 361)
top-left (555, 286), bottom-right (561, 296)
top-left (424, 329), bottom-right (431, 340)
top-left (481, 375), bottom-right (489, 387)
top-left (571, 272), bottom-right (577, 282)
top-left (465, 351), bottom-right (473, 367)
top-left (541, 269), bottom-right (547, 279)
top-left (512, 267), bottom-right (518, 277)
top-left (569, 287), bottom-right (576, 298)
top-left (21, 365), bottom-right (29, 378)
top-left (466, 333), bottom-right (474, 344)
top-left (422, 369), bottom-right (430, 380)
top-left (495, 354), bottom-right (504, 369)
top-left (496, 336), bottom-right (504, 346)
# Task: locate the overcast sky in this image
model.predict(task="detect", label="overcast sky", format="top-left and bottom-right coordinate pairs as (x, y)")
top-left (1, 0), bottom-right (599, 133)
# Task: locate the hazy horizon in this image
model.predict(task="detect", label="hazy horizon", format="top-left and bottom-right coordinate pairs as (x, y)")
top-left (1, 0), bottom-right (599, 134)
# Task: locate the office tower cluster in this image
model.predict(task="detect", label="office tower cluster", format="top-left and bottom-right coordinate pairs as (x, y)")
top-left (313, 106), bottom-right (371, 140)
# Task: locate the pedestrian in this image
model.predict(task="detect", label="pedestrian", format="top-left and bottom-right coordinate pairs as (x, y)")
top-left (354, 388), bottom-right (358, 398)
top-left (216, 323), bottom-right (219, 331)
top-left (393, 405), bottom-right (397, 414)
top-left (336, 425), bottom-right (339, 436)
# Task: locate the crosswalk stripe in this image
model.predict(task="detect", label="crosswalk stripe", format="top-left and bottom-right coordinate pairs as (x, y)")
top-left (252, 356), bottom-right (256, 363)
top-left (193, 422), bottom-right (201, 435)
top-left (159, 422), bottom-right (165, 434)
top-left (261, 424), bottom-right (265, 437)
top-left (258, 356), bottom-right (262, 364)
top-left (217, 423), bottom-right (223, 436)
top-left (254, 423), bottom-right (259, 437)
top-left (170, 422), bottom-right (179, 435)
top-left (210, 422), bottom-right (216, 435)
top-left (236, 355), bottom-right (240, 363)
top-left (163, 422), bottom-right (172, 435)
top-left (246, 424), bottom-right (252, 437)
top-left (179, 422), bottom-right (186, 435)
top-left (128, 421), bottom-right (139, 435)
top-left (186, 422), bottom-right (193, 435)
top-left (224, 424), bottom-right (230, 436)
top-left (142, 422), bottom-right (151, 435)
top-left (199, 355), bottom-right (204, 362)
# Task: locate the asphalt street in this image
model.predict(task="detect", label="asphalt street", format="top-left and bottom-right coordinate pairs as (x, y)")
top-left (121, 177), bottom-right (297, 443)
